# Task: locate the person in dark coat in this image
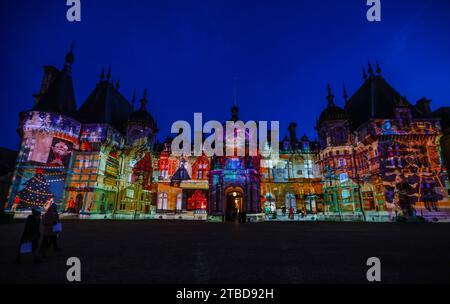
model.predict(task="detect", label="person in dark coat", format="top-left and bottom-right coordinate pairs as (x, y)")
top-left (40, 200), bottom-right (57, 258)
top-left (49, 203), bottom-right (61, 251)
top-left (16, 208), bottom-right (41, 264)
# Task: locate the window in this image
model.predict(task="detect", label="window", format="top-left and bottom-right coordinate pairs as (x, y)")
top-left (160, 170), bottom-right (168, 179)
top-left (193, 158), bottom-right (209, 180)
top-left (338, 158), bottom-right (346, 167)
top-left (342, 189), bottom-right (351, 199)
top-left (126, 189), bottom-right (134, 199)
top-left (176, 193), bottom-right (183, 211)
top-left (158, 192), bottom-right (168, 210)
top-left (285, 193), bottom-right (296, 209)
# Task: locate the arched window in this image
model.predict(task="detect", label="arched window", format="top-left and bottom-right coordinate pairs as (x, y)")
top-left (158, 192), bottom-right (168, 210)
top-left (176, 193), bottom-right (183, 211)
top-left (285, 193), bottom-right (296, 209)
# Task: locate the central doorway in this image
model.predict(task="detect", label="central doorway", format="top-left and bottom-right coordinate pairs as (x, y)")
top-left (225, 187), bottom-right (244, 222)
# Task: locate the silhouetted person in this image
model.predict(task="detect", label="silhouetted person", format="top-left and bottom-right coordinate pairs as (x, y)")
top-left (40, 200), bottom-right (60, 257)
top-left (49, 203), bottom-right (61, 251)
top-left (16, 208), bottom-right (41, 264)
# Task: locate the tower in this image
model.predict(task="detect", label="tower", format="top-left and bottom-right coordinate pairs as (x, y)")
top-left (8, 45), bottom-right (81, 210)
top-left (127, 89), bottom-right (158, 148)
top-left (316, 84), bottom-right (350, 149)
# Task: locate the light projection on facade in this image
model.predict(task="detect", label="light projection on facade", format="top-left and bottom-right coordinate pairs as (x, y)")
top-left (5, 50), bottom-right (450, 223)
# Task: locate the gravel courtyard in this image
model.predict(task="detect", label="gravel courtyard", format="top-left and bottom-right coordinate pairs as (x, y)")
top-left (1, 220), bottom-right (449, 284)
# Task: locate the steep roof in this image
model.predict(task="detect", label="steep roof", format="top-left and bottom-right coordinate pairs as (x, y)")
top-left (33, 46), bottom-right (77, 117)
top-left (345, 65), bottom-right (431, 130)
top-left (77, 74), bottom-right (133, 133)
top-left (171, 160), bottom-right (191, 183)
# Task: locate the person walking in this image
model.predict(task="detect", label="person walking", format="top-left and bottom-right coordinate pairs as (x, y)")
top-left (40, 199), bottom-right (57, 258)
top-left (16, 208), bottom-right (41, 264)
top-left (49, 203), bottom-right (62, 251)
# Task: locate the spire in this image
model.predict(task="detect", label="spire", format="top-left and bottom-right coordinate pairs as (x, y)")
top-left (326, 84), bottom-right (335, 107)
top-left (368, 61), bottom-right (375, 77)
top-left (231, 77), bottom-right (239, 122)
top-left (100, 67), bottom-right (105, 81)
top-left (376, 61), bottom-right (382, 76)
top-left (131, 89), bottom-right (136, 110)
top-left (116, 78), bottom-right (120, 90)
top-left (140, 89), bottom-right (148, 111)
top-left (33, 46), bottom-right (77, 116)
top-left (65, 43), bottom-right (75, 65)
top-left (106, 67), bottom-right (111, 81)
top-left (288, 122), bottom-right (297, 149)
top-left (233, 76), bottom-right (238, 107)
top-left (343, 83), bottom-right (348, 103)
top-left (231, 104), bottom-right (239, 122)
top-left (63, 43), bottom-right (75, 76)
top-left (363, 67), bottom-right (368, 81)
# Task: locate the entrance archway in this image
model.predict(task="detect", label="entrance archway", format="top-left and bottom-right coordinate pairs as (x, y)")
top-left (225, 187), bottom-right (244, 222)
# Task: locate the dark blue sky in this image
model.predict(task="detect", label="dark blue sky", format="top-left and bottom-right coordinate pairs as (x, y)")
top-left (1, 0), bottom-right (449, 150)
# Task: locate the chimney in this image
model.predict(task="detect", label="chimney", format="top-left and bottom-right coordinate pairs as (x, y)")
top-left (33, 65), bottom-right (59, 105)
top-left (416, 98), bottom-right (432, 114)
top-left (288, 122), bottom-right (297, 149)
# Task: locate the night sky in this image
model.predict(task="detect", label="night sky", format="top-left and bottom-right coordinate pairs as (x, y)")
top-left (1, 0), bottom-right (449, 151)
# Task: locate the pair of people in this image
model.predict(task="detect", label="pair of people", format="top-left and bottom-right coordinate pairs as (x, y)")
top-left (16, 199), bottom-right (61, 264)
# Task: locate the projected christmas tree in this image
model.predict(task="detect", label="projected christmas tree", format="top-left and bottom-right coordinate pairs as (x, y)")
top-left (18, 170), bottom-right (53, 209)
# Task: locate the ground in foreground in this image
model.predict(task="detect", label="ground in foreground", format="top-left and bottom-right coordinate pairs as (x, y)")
top-left (1, 221), bottom-right (449, 284)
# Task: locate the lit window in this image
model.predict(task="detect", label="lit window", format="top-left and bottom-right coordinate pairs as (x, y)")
top-left (176, 193), bottom-right (183, 211)
top-left (158, 192), bottom-right (168, 210)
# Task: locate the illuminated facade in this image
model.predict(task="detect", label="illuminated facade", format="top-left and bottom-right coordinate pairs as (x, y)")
top-left (260, 124), bottom-right (323, 220)
top-left (316, 63), bottom-right (450, 221)
top-left (5, 51), bottom-right (450, 222)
